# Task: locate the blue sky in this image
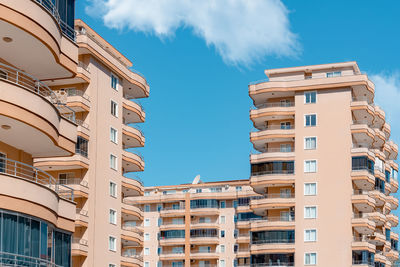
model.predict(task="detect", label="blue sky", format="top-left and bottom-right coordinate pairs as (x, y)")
top-left (76, 0), bottom-right (400, 189)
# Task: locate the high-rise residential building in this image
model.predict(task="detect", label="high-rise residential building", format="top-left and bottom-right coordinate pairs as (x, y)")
top-left (33, 19), bottom-right (149, 267)
top-left (0, 0), bottom-right (79, 266)
top-left (249, 62), bottom-right (399, 267)
top-left (128, 177), bottom-right (263, 267)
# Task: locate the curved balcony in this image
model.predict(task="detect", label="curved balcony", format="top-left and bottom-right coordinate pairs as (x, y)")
top-left (122, 177), bottom-right (144, 197)
top-left (390, 178), bottom-right (398, 193)
top-left (251, 126), bottom-right (295, 151)
top-left (352, 236), bottom-right (376, 252)
top-left (388, 141), bottom-right (398, 160)
top-left (249, 73), bottom-right (374, 104)
top-left (0, 63), bottom-right (77, 157)
top-left (123, 99), bottom-right (145, 124)
top-left (373, 128), bottom-right (385, 148)
top-left (383, 143), bottom-right (391, 158)
top-left (250, 241), bottom-right (295, 254)
top-left (250, 217), bottom-right (295, 231)
top-left (374, 252), bottom-right (387, 264)
top-left (121, 202), bottom-right (143, 221)
top-left (250, 149), bottom-right (295, 164)
top-left (34, 152), bottom-right (90, 171)
top-left (75, 208), bottom-right (89, 227)
top-left (159, 237), bottom-right (185, 246)
top-left (72, 238), bottom-right (89, 257)
top-left (391, 232), bottom-right (399, 241)
top-left (373, 106), bottom-right (385, 129)
top-left (351, 167), bottom-right (375, 191)
top-left (121, 253), bottom-right (142, 267)
top-left (351, 122), bottom-right (375, 147)
top-left (160, 223), bottom-right (185, 231)
top-left (0, 158), bottom-right (75, 231)
top-left (384, 202), bottom-right (391, 214)
top-left (386, 249), bottom-right (399, 261)
top-left (0, 1), bottom-right (77, 80)
top-left (75, 119), bottom-right (90, 138)
top-left (160, 207), bottom-right (186, 218)
top-left (368, 190), bottom-right (386, 206)
top-left (386, 214), bottom-right (398, 227)
top-left (123, 125), bottom-right (145, 148)
top-left (250, 172), bottom-right (295, 194)
top-left (352, 214), bottom-right (376, 235)
top-left (383, 123), bottom-right (391, 140)
top-left (237, 234), bottom-right (251, 243)
top-left (352, 191), bottom-right (376, 212)
top-left (250, 194), bottom-right (295, 216)
top-left (159, 252), bottom-right (185, 260)
top-left (121, 226), bottom-right (144, 246)
top-left (367, 212), bottom-right (386, 226)
top-left (54, 89), bottom-right (90, 113)
top-left (59, 178), bottom-right (89, 199)
top-left (122, 150), bottom-right (145, 173)
top-left (190, 236), bottom-right (219, 245)
top-left (250, 102), bottom-right (295, 129)
top-left (351, 98), bottom-right (375, 124)
top-left (190, 251), bottom-right (219, 260)
top-left (190, 221), bottom-right (220, 230)
top-left (369, 231), bottom-right (386, 246)
top-left (387, 196), bottom-right (399, 210)
top-left (190, 207), bottom-right (220, 216)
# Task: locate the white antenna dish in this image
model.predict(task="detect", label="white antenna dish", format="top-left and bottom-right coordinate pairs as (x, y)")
top-left (192, 175), bottom-right (201, 184)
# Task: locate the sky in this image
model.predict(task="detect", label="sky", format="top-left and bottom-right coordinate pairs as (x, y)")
top-left (76, 0), bottom-right (400, 189)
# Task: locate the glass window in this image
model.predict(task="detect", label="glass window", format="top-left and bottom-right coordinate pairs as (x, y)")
top-left (221, 230), bottom-right (225, 238)
top-left (196, 188), bottom-right (202, 193)
top-left (111, 74), bottom-right (118, 90)
top-left (304, 207), bottom-right (317, 219)
top-left (305, 114), bottom-right (317, 127)
top-left (220, 260), bottom-right (225, 267)
top-left (144, 248), bottom-right (150, 255)
top-left (199, 217), bottom-right (211, 223)
top-left (305, 253), bottom-right (317, 265)
top-left (304, 183), bottom-right (317, 196)
top-left (304, 137), bottom-right (316, 150)
top-left (145, 262), bottom-right (150, 267)
top-left (220, 216), bottom-right (226, 224)
top-left (172, 218), bottom-right (184, 225)
top-left (144, 191), bottom-right (150, 196)
top-left (145, 205), bottom-right (150, 212)
top-left (326, 71), bottom-right (341, 78)
top-left (280, 144), bottom-right (292, 152)
top-left (110, 154), bottom-right (117, 170)
top-left (220, 245), bottom-right (225, 253)
top-left (304, 160), bottom-right (317, 173)
top-left (109, 210), bottom-right (116, 224)
top-left (111, 100), bottom-right (118, 117)
top-left (109, 181), bottom-right (117, 197)
top-left (109, 236), bottom-right (116, 251)
top-left (304, 229), bottom-right (317, 242)
top-left (220, 201), bottom-right (226, 208)
top-left (109, 264), bottom-right (116, 267)
top-left (110, 127), bottom-right (117, 143)
top-left (304, 91), bottom-right (316, 104)
top-left (76, 136), bottom-right (88, 157)
top-left (144, 218), bottom-right (150, 226)
top-left (144, 233), bottom-right (150, 241)
top-left (236, 186), bottom-right (242, 192)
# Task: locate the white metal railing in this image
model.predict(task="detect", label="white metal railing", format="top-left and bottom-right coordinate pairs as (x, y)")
top-left (0, 62), bottom-right (76, 122)
top-left (262, 193), bottom-right (294, 199)
top-left (122, 225), bottom-right (144, 236)
top-left (33, 0), bottom-right (75, 41)
top-left (252, 239), bottom-right (295, 244)
top-left (254, 125), bottom-right (295, 131)
top-left (0, 251), bottom-right (61, 267)
top-left (0, 158), bottom-right (73, 200)
top-left (251, 148), bottom-right (295, 154)
top-left (123, 95), bottom-right (145, 111)
top-left (59, 178), bottom-right (88, 187)
top-left (253, 102), bottom-right (294, 109)
top-left (251, 170), bottom-right (295, 176)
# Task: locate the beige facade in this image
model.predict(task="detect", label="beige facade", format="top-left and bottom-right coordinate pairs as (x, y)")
top-left (249, 62), bottom-right (399, 267)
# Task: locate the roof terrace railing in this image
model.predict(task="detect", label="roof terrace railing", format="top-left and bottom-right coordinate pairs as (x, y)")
top-left (0, 251), bottom-right (61, 267)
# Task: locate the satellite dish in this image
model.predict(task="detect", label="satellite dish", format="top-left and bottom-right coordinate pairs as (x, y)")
top-left (192, 175), bottom-right (201, 184)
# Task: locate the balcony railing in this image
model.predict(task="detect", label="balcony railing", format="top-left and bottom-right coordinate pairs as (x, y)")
top-left (0, 62), bottom-right (76, 122)
top-left (251, 148), bottom-right (295, 154)
top-left (122, 251), bottom-right (143, 259)
top-left (75, 119), bottom-right (90, 130)
top-left (76, 208), bottom-right (88, 216)
top-left (72, 238), bottom-right (88, 246)
top-left (65, 89), bottom-right (90, 101)
top-left (59, 178), bottom-right (88, 187)
top-left (0, 158), bottom-right (73, 200)
top-left (352, 165), bottom-right (374, 175)
top-left (253, 102), bottom-right (294, 109)
top-left (255, 125), bottom-right (295, 131)
top-left (263, 193), bottom-right (294, 199)
top-left (251, 170), bottom-right (295, 177)
top-left (352, 260), bottom-right (374, 266)
top-left (0, 251), bottom-right (61, 267)
top-left (249, 263), bottom-right (295, 267)
top-left (252, 239), bottom-right (295, 244)
top-left (75, 148), bottom-right (88, 158)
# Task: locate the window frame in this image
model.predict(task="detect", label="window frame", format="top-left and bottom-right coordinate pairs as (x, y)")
top-left (304, 91), bottom-right (317, 104)
top-left (304, 252), bottom-right (317, 265)
top-left (304, 136), bottom-right (317, 150)
top-left (109, 236), bottom-right (117, 252)
top-left (144, 218), bottom-right (150, 226)
top-left (144, 248), bottom-right (150, 255)
top-left (144, 233), bottom-right (150, 241)
top-left (304, 183), bottom-right (317, 196)
top-left (110, 154), bottom-right (117, 170)
top-left (304, 114), bottom-right (317, 127)
top-left (109, 181), bottom-right (117, 198)
top-left (110, 127), bottom-right (118, 144)
top-left (111, 100), bottom-right (118, 117)
top-left (304, 229), bottom-right (317, 242)
top-left (304, 160), bottom-right (317, 173)
top-left (109, 209), bottom-right (117, 225)
top-left (304, 206), bottom-right (317, 219)
top-left (111, 73), bottom-right (119, 90)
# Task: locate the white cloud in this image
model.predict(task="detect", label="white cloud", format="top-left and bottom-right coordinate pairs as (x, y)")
top-left (85, 0), bottom-right (299, 65)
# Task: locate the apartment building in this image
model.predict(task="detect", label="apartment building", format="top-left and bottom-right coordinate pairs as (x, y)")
top-left (32, 18), bottom-right (149, 267)
top-left (127, 177), bottom-right (264, 267)
top-left (0, 0), bottom-right (78, 266)
top-left (249, 62), bottom-right (399, 267)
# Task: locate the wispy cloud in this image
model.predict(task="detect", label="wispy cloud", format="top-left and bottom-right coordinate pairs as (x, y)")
top-left (85, 0), bottom-right (299, 66)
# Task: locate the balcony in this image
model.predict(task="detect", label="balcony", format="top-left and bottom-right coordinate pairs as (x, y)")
top-left (250, 240), bottom-right (295, 254)
top-left (352, 236), bottom-right (376, 251)
top-left (34, 151), bottom-right (90, 171)
top-left (368, 190), bottom-right (386, 206)
top-left (367, 211), bottom-right (386, 226)
top-left (352, 191), bottom-right (376, 212)
top-left (251, 174), bottom-right (295, 195)
top-left (386, 249), bottom-right (399, 261)
top-left (122, 177), bottom-right (144, 197)
top-left (373, 106), bottom-right (385, 129)
top-left (190, 251), bottom-right (219, 259)
top-left (387, 214), bottom-right (399, 227)
top-left (160, 207), bottom-right (186, 218)
top-left (251, 126), bottom-right (295, 151)
top-left (121, 201), bottom-right (143, 221)
top-left (121, 253), bottom-right (143, 267)
top-left (72, 238), bottom-right (89, 257)
top-left (390, 177), bottom-right (399, 193)
top-left (54, 89), bottom-right (90, 113)
top-left (250, 216), bottom-right (295, 231)
top-left (122, 150), bottom-right (145, 173)
top-left (0, 1), bottom-right (77, 81)
top-left (190, 206), bottom-right (220, 216)
top-left (352, 214), bottom-right (376, 235)
top-left (387, 195), bottom-right (399, 210)
top-left (373, 128), bottom-right (385, 148)
top-left (351, 98), bottom-right (375, 124)
top-left (383, 123), bottom-right (391, 140)
top-left (159, 252), bottom-right (185, 260)
top-left (388, 140), bottom-right (399, 160)
top-left (59, 178), bottom-right (89, 199)
top-left (75, 208), bottom-right (89, 227)
top-left (351, 166), bottom-right (375, 191)
top-left (123, 98), bottom-right (145, 124)
top-left (190, 236), bottom-right (219, 245)
top-left (159, 237), bottom-right (185, 246)
top-left (121, 226), bottom-right (144, 246)
top-left (369, 231), bottom-right (386, 246)
top-left (351, 121), bottom-right (375, 147)
top-left (250, 194), bottom-right (295, 216)
top-left (237, 234), bottom-right (251, 243)
top-left (250, 102), bottom-right (295, 129)
top-left (190, 220), bottom-right (220, 230)
top-left (123, 124), bottom-right (145, 148)
top-left (0, 63), bottom-right (77, 157)
top-left (250, 148), bottom-right (295, 164)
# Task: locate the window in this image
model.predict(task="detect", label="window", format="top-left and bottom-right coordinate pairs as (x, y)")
top-left (304, 137), bottom-right (316, 150)
top-left (280, 121), bottom-right (291, 129)
top-left (0, 153), bottom-right (5, 173)
top-left (109, 209), bottom-right (116, 224)
top-left (196, 188), bottom-right (202, 193)
top-left (280, 144), bottom-right (292, 152)
top-left (76, 136), bottom-right (88, 157)
top-left (220, 201), bottom-right (226, 208)
top-left (144, 248), bottom-right (150, 255)
top-left (111, 74), bottom-right (118, 90)
top-left (144, 218), bottom-right (150, 226)
top-left (304, 206), bottom-right (317, 219)
top-left (144, 205), bottom-right (150, 212)
top-left (199, 217), bottom-right (211, 223)
top-left (304, 183), bottom-right (317, 196)
top-left (145, 262), bottom-right (150, 267)
top-left (144, 233), bottom-right (150, 241)
top-left (110, 154), bottom-right (117, 170)
top-left (110, 127), bottom-right (118, 143)
top-left (210, 187), bottom-right (222, 192)
top-left (109, 264), bottom-right (116, 267)
top-left (109, 236), bottom-right (116, 251)
top-left (220, 260), bottom-right (225, 267)
top-left (144, 191), bottom-right (150, 196)
top-left (304, 91), bottom-right (316, 104)
top-left (220, 216), bottom-right (226, 224)
top-left (304, 160), bottom-right (317, 173)
top-left (236, 186), bottom-right (242, 192)
top-left (172, 218), bottom-right (184, 225)
top-left (304, 229), bottom-right (317, 242)
top-left (157, 204), bottom-right (162, 212)
top-left (221, 230), bottom-right (225, 238)
top-left (305, 253), bottom-right (317, 265)
top-left (326, 71), bottom-right (341, 78)
top-left (305, 114), bottom-right (316, 127)
top-left (220, 245), bottom-right (225, 253)
top-left (109, 181), bottom-right (117, 197)
top-left (158, 218), bottom-right (162, 227)
top-left (111, 100), bottom-right (118, 117)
